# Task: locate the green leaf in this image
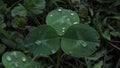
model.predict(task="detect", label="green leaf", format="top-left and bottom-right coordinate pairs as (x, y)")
top-left (0, 44), bottom-right (6, 55)
top-left (24, 0), bottom-right (46, 15)
top-left (114, 0), bottom-right (120, 6)
top-left (61, 24), bottom-right (100, 58)
top-left (2, 51), bottom-right (44, 68)
top-left (12, 17), bottom-right (27, 28)
top-left (0, 64), bottom-right (5, 68)
top-left (0, 0), bottom-right (8, 14)
top-left (96, 0), bottom-right (114, 3)
top-left (46, 8), bottom-right (80, 35)
top-left (23, 25), bottom-right (60, 56)
top-left (87, 49), bottom-right (106, 61)
top-left (11, 4), bottom-right (27, 17)
top-left (93, 61), bottom-right (103, 68)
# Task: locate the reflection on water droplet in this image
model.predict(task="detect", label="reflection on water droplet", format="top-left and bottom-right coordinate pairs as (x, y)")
top-left (71, 13), bottom-right (74, 15)
top-left (6, 56), bottom-right (12, 61)
top-left (73, 22), bottom-right (78, 24)
top-left (35, 40), bottom-right (41, 45)
top-left (50, 14), bottom-right (53, 16)
top-left (62, 30), bottom-right (65, 32)
top-left (11, 52), bottom-right (17, 58)
top-left (58, 9), bottom-right (62, 11)
top-left (51, 50), bottom-right (56, 54)
top-left (14, 63), bottom-right (19, 67)
top-left (22, 57), bottom-right (26, 62)
top-left (62, 27), bottom-right (65, 30)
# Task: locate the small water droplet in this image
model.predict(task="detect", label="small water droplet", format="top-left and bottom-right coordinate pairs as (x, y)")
top-left (71, 13), bottom-right (75, 15)
top-left (14, 63), bottom-right (19, 67)
top-left (69, 51), bottom-right (72, 54)
top-left (50, 14), bottom-right (53, 16)
top-left (73, 22), bottom-right (78, 24)
top-left (67, 18), bottom-right (70, 21)
top-left (6, 56), bottom-right (12, 61)
top-left (51, 50), bottom-right (56, 53)
top-left (58, 8), bottom-right (62, 11)
top-left (35, 66), bottom-right (38, 68)
top-left (22, 57), bottom-right (26, 62)
top-left (62, 30), bottom-right (65, 32)
top-left (62, 27), bottom-right (65, 30)
top-left (35, 40), bottom-right (41, 45)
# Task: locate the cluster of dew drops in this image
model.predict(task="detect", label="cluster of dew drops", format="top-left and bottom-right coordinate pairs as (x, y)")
top-left (49, 8), bottom-right (79, 33)
top-left (6, 52), bottom-right (27, 68)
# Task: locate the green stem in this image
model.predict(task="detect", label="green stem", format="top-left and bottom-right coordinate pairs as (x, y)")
top-left (85, 58), bottom-right (91, 68)
top-left (56, 49), bottom-right (61, 68)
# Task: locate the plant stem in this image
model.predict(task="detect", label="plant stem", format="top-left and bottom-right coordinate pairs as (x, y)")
top-left (56, 49), bottom-right (61, 68)
top-left (85, 58), bottom-right (91, 68)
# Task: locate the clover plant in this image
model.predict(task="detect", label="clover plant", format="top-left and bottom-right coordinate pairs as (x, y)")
top-left (2, 51), bottom-right (43, 68)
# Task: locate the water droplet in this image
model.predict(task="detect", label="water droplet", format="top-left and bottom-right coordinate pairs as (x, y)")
top-left (51, 50), bottom-right (56, 53)
top-left (73, 22), bottom-right (78, 24)
top-left (22, 57), bottom-right (26, 62)
top-left (69, 51), bottom-right (72, 54)
top-left (80, 41), bottom-right (87, 47)
top-left (62, 27), bottom-right (65, 30)
top-left (50, 14), bottom-right (53, 16)
top-left (71, 13), bottom-right (75, 15)
top-left (35, 66), bottom-right (38, 68)
top-left (35, 40), bottom-right (41, 45)
top-left (14, 63), bottom-right (19, 67)
top-left (6, 56), bottom-right (12, 61)
top-left (11, 52), bottom-right (17, 58)
top-left (62, 30), bottom-right (65, 32)
top-left (67, 18), bottom-right (70, 21)
top-left (58, 8), bottom-right (62, 11)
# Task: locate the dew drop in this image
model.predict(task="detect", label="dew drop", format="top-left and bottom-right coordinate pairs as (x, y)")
top-left (62, 27), bottom-right (65, 30)
top-left (71, 13), bottom-right (75, 15)
top-left (80, 41), bottom-right (87, 47)
top-left (73, 22), bottom-right (78, 24)
top-left (58, 8), bottom-right (62, 11)
top-left (22, 57), bottom-right (26, 62)
top-left (14, 63), bottom-right (19, 67)
top-left (6, 56), bottom-right (12, 61)
top-left (67, 18), bottom-right (70, 21)
top-left (62, 30), bottom-right (65, 32)
top-left (35, 40), bottom-right (41, 45)
top-left (35, 66), bottom-right (38, 68)
top-left (51, 50), bottom-right (56, 54)
top-left (69, 51), bottom-right (72, 54)
top-left (50, 14), bottom-right (53, 16)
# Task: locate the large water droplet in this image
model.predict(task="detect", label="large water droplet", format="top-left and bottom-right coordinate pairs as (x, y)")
top-left (22, 57), bottom-right (26, 62)
top-left (35, 40), bottom-right (41, 45)
top-left (73, 22), bottom-right (78, 24)
top-left (58, 8), bottom-right (62, 11)
top-left (14, 63), bottom-right (19, 67)
top-left (6, 56), bottom-right (12, 61)
top-left (71, 13), bottom-right (75, 15)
